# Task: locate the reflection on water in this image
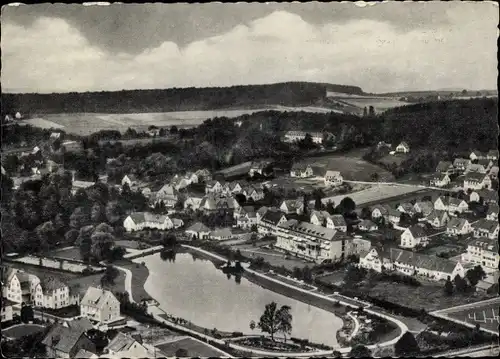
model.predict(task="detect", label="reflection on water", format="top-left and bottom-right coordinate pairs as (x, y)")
top-left (141, 252), bottom-right (342, 346)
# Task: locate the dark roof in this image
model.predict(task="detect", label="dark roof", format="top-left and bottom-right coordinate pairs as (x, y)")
top-left (478, 189), bottom-right (498, 202)
top-left (464, 172), bottom-right (488, 182)
top-left (406, 225), bottom-right (427, 238)
top-left (67, 317), bottom-right (94, 332)
top-left (262, 210), bottom-right (286, 225)
top-left (446, 217), bottom-right (469, 230)
top-left (389, 248), bottom-right (458, 273)
top-left (436, 161), bottom-right (452, 172)
top-left (42, 324), bottom-right (85, 355)
top-left (472, 219), bottom-right (499, 233)
top-left (487, 203), bottom-right (499, 214)
top-left (40, 276), bottom-right (67, 294)
top-left (186, 222), bottom-right (210, 233)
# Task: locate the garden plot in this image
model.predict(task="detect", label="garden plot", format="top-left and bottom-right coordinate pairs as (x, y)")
top-left (11, 255), bottom-right (103, 273)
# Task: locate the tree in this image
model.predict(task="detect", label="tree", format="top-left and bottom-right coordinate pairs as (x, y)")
top-left (249, 320), bottom-right (256, 331)
top-left (276, 305), bottom-right (292, 342)
top-left (20, 304), bottom-right (34, 323)
top-left (70, 207), bottom-right (91, 229)
top-left (394, 332), bottom-right (420, 357)
top-left (337, 197), bottom-right (356, 214)
top-left (332, 350), bottom-right (342, 358)
top-left (170, 125), bottom-right (179, 134)
top-left (368, 106), bottom-right (375, 116)
top-left (453, 275), bottom-right (468, 293)
top-left (444, 277), bottom-right (454, 296)
top-left (370, 172), bottom-right (379, 182)
top-left (101, 265), bottom-right (119, 286)
top-left (360, 207), bottom-right (372, 220)
top-left (257, 302), bottom-right (293, 341)
top-left (466, 265), bottom-right (486, 287)
top-left (363, 107), bottom-right (368, 117)
top-left (350, 344), bottom-right (372, 358)
top-left (314, 196), bottom-right (323, 211)
top-left (175, 348), bottom-right (188, 357)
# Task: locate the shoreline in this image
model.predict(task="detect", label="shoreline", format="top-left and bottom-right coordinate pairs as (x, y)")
top-left (134, 247), bottom-right (385, 350)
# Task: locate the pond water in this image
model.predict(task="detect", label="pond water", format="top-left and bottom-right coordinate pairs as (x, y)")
top-left (140, 252), bottom-right (343, 346)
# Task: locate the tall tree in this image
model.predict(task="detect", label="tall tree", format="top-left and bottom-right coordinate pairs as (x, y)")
top-left (257, 302), bottom-right (293, 341)
top-left (394, 332), bottom-right (420, 357)
top-left (350, 344), bottom-right (372, 358)
top-left (368, 106), bottom-right (375, 116)
top-left (466, 265), bottom-right (486, 287)
top-left (444, 277), bottom-right (454, 296)
top-left (363, 107), bottom-right (368, 117)
top-left (276, 305), bottom-right (293, 343)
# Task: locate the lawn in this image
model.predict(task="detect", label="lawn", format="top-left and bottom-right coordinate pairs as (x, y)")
top-left (115, 240), bottom-right (150, 250)
top-left (321, 184), bottom-right (425, 206)
top-left (156, 337), bottom-right (229, 357)
top-left (317, 271), bottom-right (345, 286)
top-left (51, 246), bottom-right (83, 261)
top-left (364, 281), bottom-right (493, 312)
top-left (66, 270), bottom-right (126, 297)
top-left (377, 153), bottom-right (409, 167)
top-left (115, 259), bottom-right (153, 302)
top-left (2, 324), bottom-right (46, 339)
top-left (303, 154), bottom-right (394, 182)
top-left (233, 246), bottom-right (311, 271)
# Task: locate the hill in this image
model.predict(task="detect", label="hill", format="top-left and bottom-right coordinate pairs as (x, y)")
top-left (1, 82), bottom-right (365, 115)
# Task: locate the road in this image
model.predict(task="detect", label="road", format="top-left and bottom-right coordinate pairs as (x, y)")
top-left (434, 344), bottom-right (499, 357)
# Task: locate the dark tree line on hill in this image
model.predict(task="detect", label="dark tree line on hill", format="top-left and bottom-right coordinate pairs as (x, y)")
top-left (2, 82), bottom-right (363, 115)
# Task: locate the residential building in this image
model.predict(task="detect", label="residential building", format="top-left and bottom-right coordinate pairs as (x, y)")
top-left (487, 150), bottom-right (499, 160)
top-left (397, 202), bottom-right (416, 216)
top-left (284, 131), bottom-right (324, 144)
top-left (199, 195), bottom-right (218, 212)
top-left (400, 225), bottom-right (429, 249)
top-left (216, 197), bottom-right (240, 211)
top-left (242, 186), bottom-right (265, 202)
top-left (184, 194), bottom-right (204, 211)
top-left (275, 220), bottom-right (348, 263)
top-left (463, 173), bottom-right (492, 191)
top-left (280, 198), bottom-right (305, 215)
top-left (358, 219), bottom-right (378, 232)
top-left (209, 228), bottom-right (233, 241)
top-left (75, 349), bottom-right (99, 359)
top-left (123, 212), bottom-right (174, 232)
top-left (413, 201), bottom-right (434, 217)
top-left (310, 210), bottom-right (330, 226)
top-left (34, 277), bottom-right (79, 309)
top-left (249, 160), bottom-right (272, 177)
top-left (453, 158), bottom-right (471, 173)
top-left (478, 159), bottom-right (494, 171)
top-left (42, 324), bottom-right (96, 359)
top-left (430, 173), bottom-right (451, 188)
top-left (234, 205), bottom-right (255, 220)
top-left (121, 174), bottom-right (138, 188)
top-left (205, 180), bottom-right (224, 194)
top-left (387, 208), bottom-right (402, 224)
top-left (1, 298), bottom-right (14, 323)
top-left (185, 222), bottom-right (211, 240)
top-left (446, 217), bottom-right (473, 236)
top-left (371, 204), bottom-right (390, 219)
top-left (324, 170), bottom-right (343, 187)
top-left (469, 150), bottom-right (486, 161)
top-left (223, 181), bottom-right (246, 196)
top-left (348, 237), bottom-right (371, 256)
top-left (486, 204), bottom-right (499, 221)
top-left (434, 196), bottom-right (469, 214)
top-left (435, 161), bottom-right (453, 174)
top-left (466, 163), bottom-right (487, 174)
top-left (290, 163), bottom-right (313, 178)
top-left (257, 210), bottom-right (288, 236)
top-left (489, 165), bottom-right (499, 180)
top-left (80, 287), bottom-right (120, 324)
top-left (104, 332), bottom-right (152, 359)
top-left (326, 214), bottom-right (348, 232)
top-left (395, 141), bottom-right (410, 153)
top-left (476, 189), bottom-right (498, 204)
top-left (461, 239), bottom-right (499, 274)
top-left (237, 211), bottom-right (258, 229)
top-left (2, 268), bottom-right (40, 305)
top-left (472, 219), bottom-right (499, 240)
top-left (256, 206), bottom-right (269, 223)
top-left (359, 247), bottom-right (465, 281)
top-left (424, 210), bottom-right (450, 228)
top-left (376, 141), bottom-right (392, 150)
top-left (154, 184), bottom-right (178, 207)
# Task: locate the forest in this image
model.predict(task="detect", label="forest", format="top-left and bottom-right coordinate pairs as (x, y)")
top-left (2, 82), bottom-right (364, 115)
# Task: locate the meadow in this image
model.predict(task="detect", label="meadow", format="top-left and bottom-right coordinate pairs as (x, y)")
top-left (22, 106), bottom-right (338, 136)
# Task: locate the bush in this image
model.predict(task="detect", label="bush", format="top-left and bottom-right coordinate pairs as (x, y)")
top-left (232, 331), bottom-right (243, 337)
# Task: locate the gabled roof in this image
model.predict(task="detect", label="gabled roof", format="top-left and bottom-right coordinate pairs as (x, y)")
top-left (398, 141), bottom-right (410, 148)
top-left (414, 201), bottom-right (434, 215)
top-left (470, 149), bottom-right (485, 156)
top-left (468, 163), bottom-right (486, 172)
top-left (478, 159), bottom-right (492, 166)
top-left (40, 276), bottom-right (67, 294)
top-left (477, 189), bottom-right (498, 202)
top-left (371, 204), bottom-right (390, 215)
top-left (80, 287), bottom-right (117, 310)
top-left (405, 225), bottom-right (427, 238)
top-left (398, 203), bottom-right (415, 212)
top-left (426, 209), bottom-right (448, 221)
top-left (279, 220), bottom-right (337, 240)
top-left (210, 228), bottom-right (233, 238)
top-left (257, 206), bottom-right (269, 217)
top-left (464, 172), bottom-right (488, 182)
top-left (472, 219), bottom-right (499, 233)
top-left (291, 163), bottom-right (310, 171)
top-left (325, 170), bottom-right (342, 178)
top-left (128, 212), bottom-right (171, 225)
top-left (311, 210), bottom-right (331, 222)
top-left (469, 238), bottom-right (498, 253)
top-left (186, 222), bottom-right (210, 233)
top-left (123, 174), bottom-right (138, 181)
top-left (446, 217), bottom-right (469, 230)
top-left (67, 317), bottom-right (94, 332)
top-left (487, 149), bottom-right (499, 157)
top-left (329, 214), bottom-right (347, 227)
top-left (487, 203), bottom-right (499, 215)
top-left (359, 219), bottom-right (377, 228)
top-left (262, 210), bottom-right (287, 225)
top-left (105, 332), bottom-right (138, 353)
top-left (435, 161), bottom-right (452, 172)
top-left (42, 324), bottom-right (86, 355)
top-left (389, 248), bottom-right (458, 274)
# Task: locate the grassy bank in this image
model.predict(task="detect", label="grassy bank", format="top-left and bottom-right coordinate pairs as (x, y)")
top-left (113, 259), bottom-right (153, 302)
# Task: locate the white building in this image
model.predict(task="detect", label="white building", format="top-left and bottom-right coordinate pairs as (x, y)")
top-left (80, 287), bottom-right (120, 324)
top-left (461, 239), bottom-right (499, 274)
top-left (2, 268), bottom-right (40, 305)
top-left (358, 220), bottom-right (378, 232)
top-left (205, 180), bottom-right (224, 194)
top-left (400, 225), bottom-right (429, 249)
top-left (121, 174), bottom-right (139, 188)
top-left (280, 198), bottom-right (304, 215)
top-left (472, 219), bottom-right (499, 240)
top-left (446, 217), bottom-right (473, 236)
top-left (184, 194), bottom-right (204, 211)
top-left (34, 277), bottom-right (79, 309)
top-left (424, 210), bottom-right (450, 228)
top-left (185, 222), bottom-right (211, 240)
top-left (284, 131), bottom-right (324, 144)
top-left (395, 141), bottom-right (410, 153)
top-left (324, 171), bottom-right (343, 187)
top-left (209, 228), bottom-right (233, 241)
top-left (104, 332), bottom-right (153, 359)
top-left (290, 163), bottom-right (313, 178)
top-left (275, 220), bottom-right (348, 263)
top-left (469, 150), bottom-right (486, 161)
top-left (360, 248), bottom-right (465, 281)
top-left (326, 214), bottom-right (348, 232)
top-left (123, 212), bottom-right (174, 232)
top-left (154, 184), bottom-right (178, 207)
top-left (310, 210), bottom-right (331, 226)
top-left (434, 196), bottom-right (469, 214)
top-left (430, 173), bottom-right (451, 188)
top-left (257, 210), bottom-right (288, 236)
top-left (1, 298), bottom-right (14, 323)
top-left (463, 173), bottom-right (492, 191)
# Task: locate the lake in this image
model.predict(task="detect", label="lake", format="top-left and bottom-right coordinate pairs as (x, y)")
top-left (140, 252), bottom-right (343, 346)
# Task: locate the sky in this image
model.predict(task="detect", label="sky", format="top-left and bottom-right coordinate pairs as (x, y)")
top-left (1, 2), bottom-right (498, 94)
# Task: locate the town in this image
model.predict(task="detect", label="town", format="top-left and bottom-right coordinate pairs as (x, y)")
top-left (1, 3), bottom-right (498, 359)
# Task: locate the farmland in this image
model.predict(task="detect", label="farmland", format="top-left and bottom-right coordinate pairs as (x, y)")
top-left (326, 92), bottom-right (410, 113)
top-left (21, 105), bottom-right (339, 136)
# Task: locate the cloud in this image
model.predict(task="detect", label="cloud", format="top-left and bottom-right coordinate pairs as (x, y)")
top-left (2, 8), bottom-right (497, 93)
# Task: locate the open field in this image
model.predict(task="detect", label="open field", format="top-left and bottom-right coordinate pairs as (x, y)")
top-left (435, 299), bottom-right (500, 334)
top-left (303, 154), bottom-right (394, 182)
top-left (377, 153), bottom-right (409, 167)
top-left (51, 246), bottom-right (83, 261)
top-left (326, 93), bottom-right (410, 112)
top-left (216, 161), bottom-right (253, 178)
top-left (156, 337), bottom-right (228, 357)
top-left (2, 324), bottom-right (46, 339)
top-left (21, 106), bottom-right (338, 136)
